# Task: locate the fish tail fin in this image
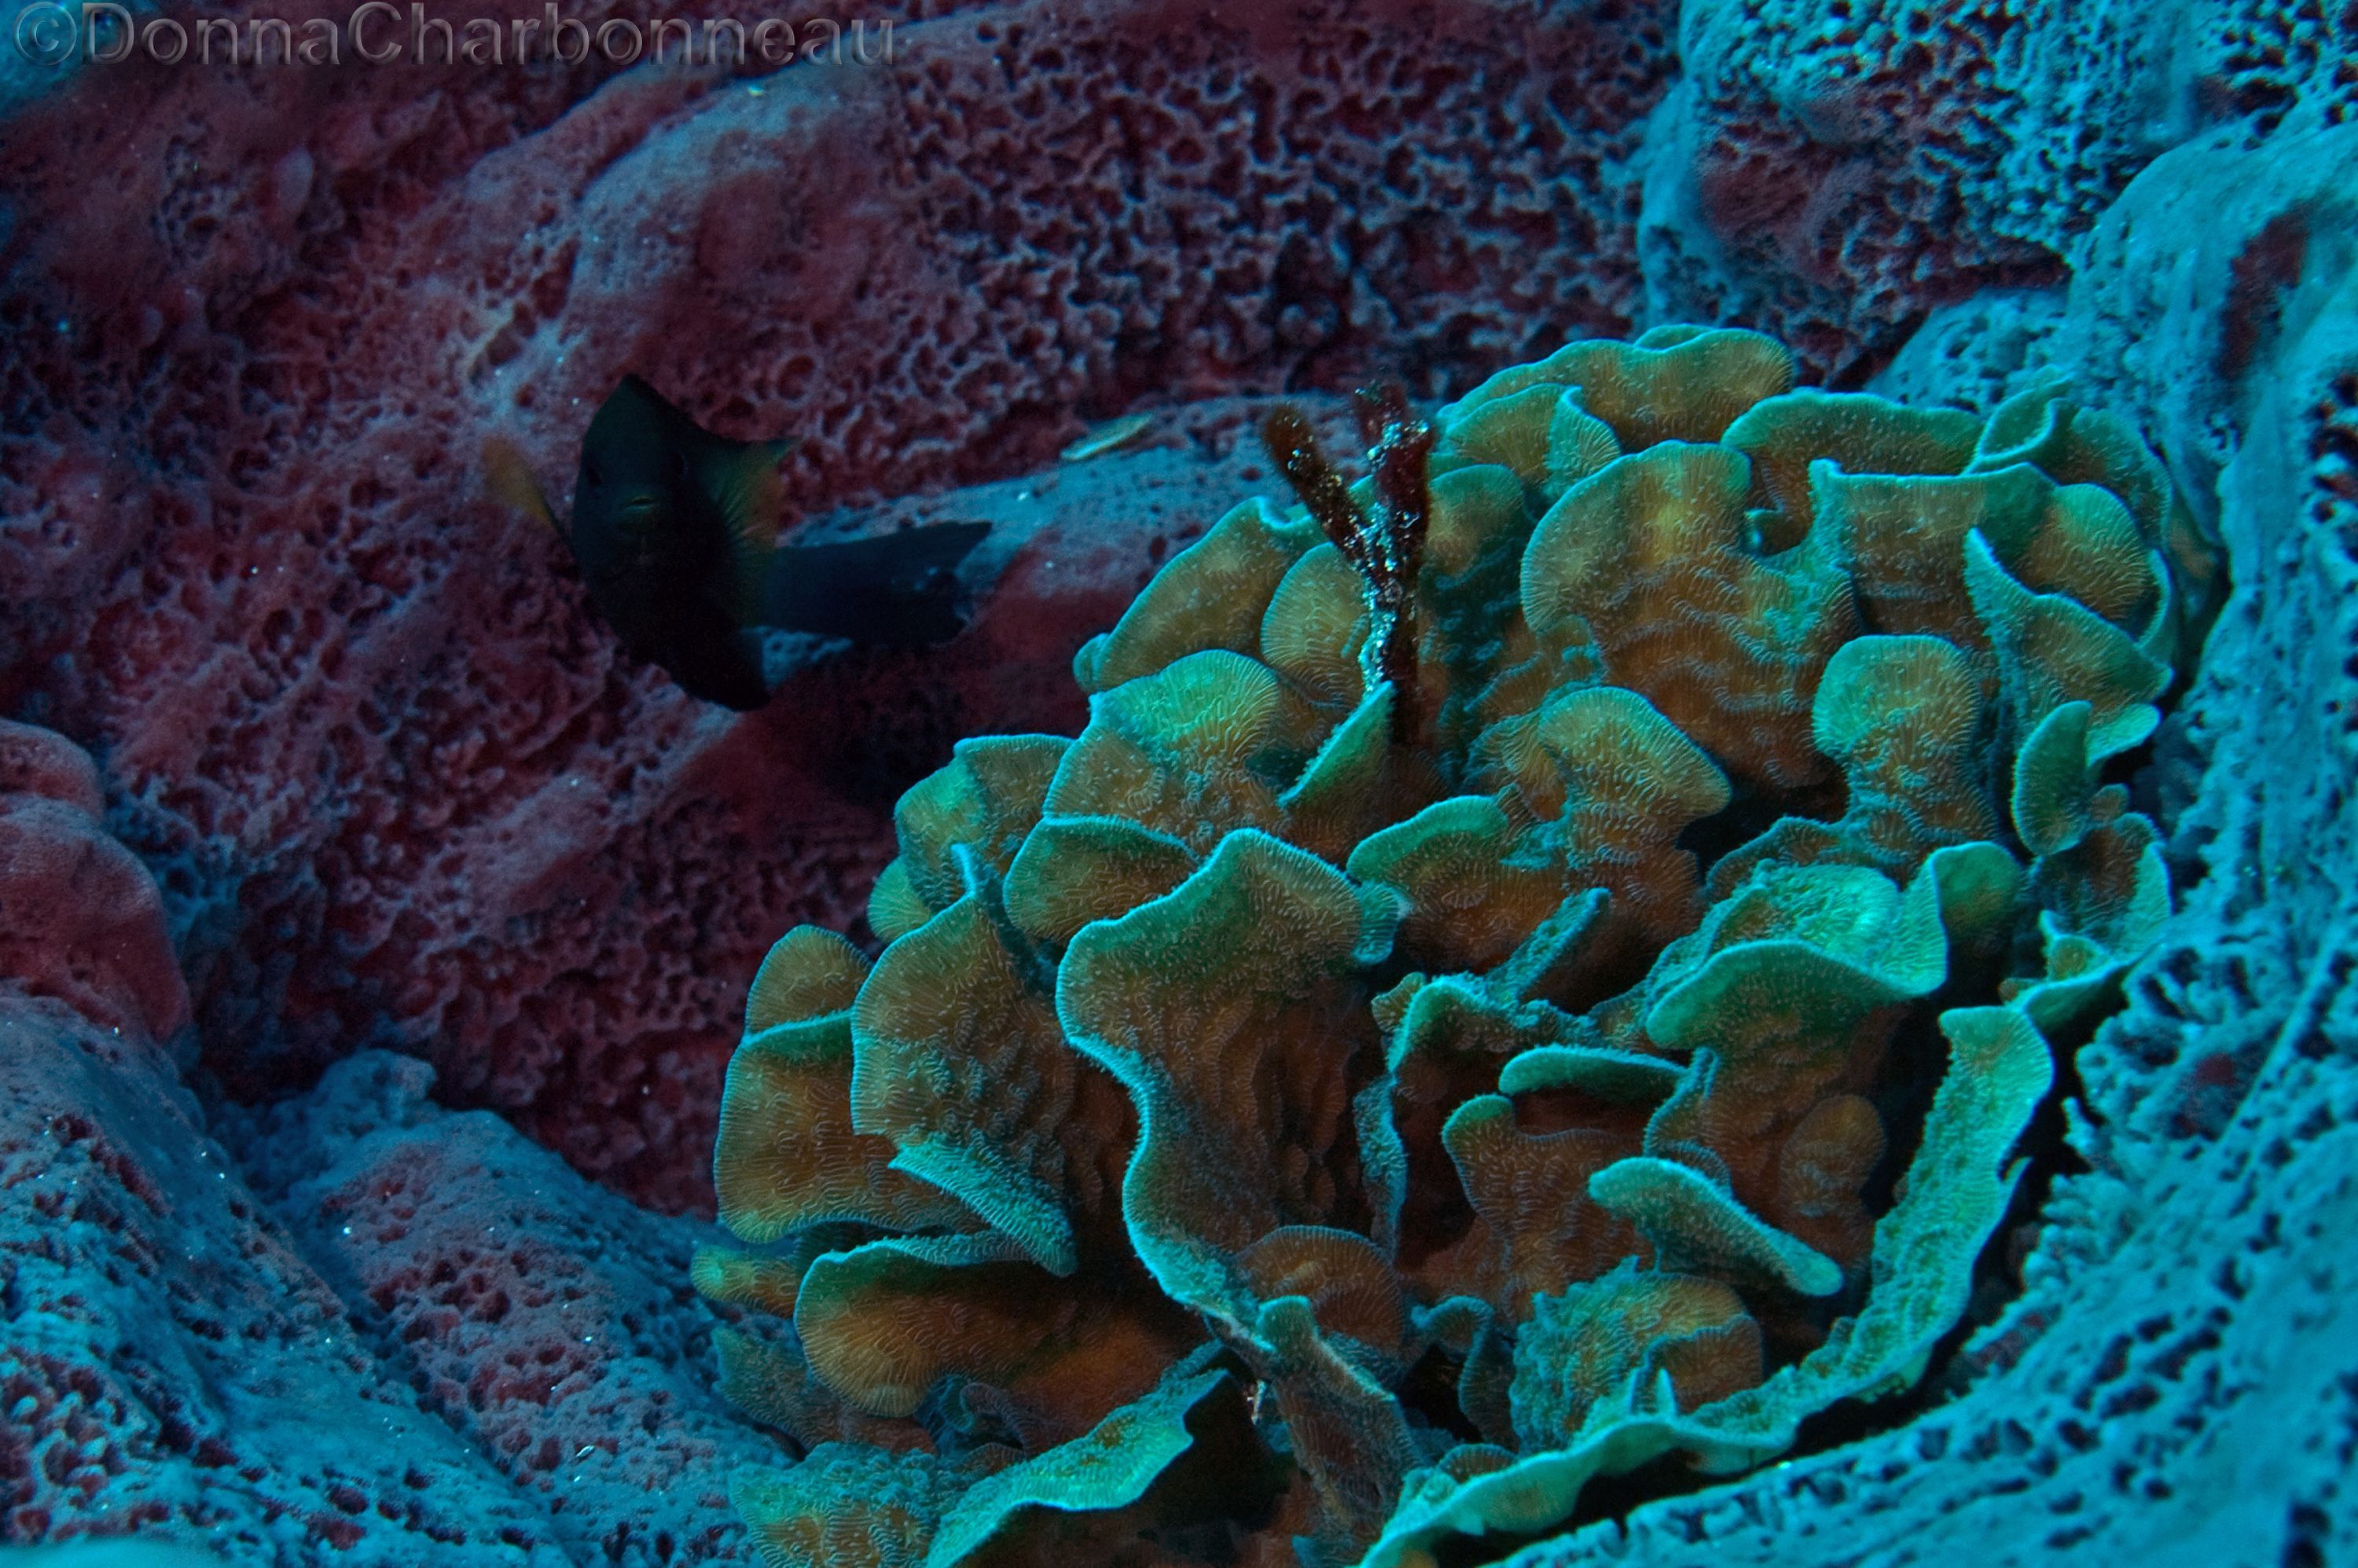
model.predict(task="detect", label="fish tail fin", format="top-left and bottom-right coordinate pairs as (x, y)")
top-left (483, 436), bottom-right (561, 535)
top-left (761, 521), bottom-right (992, 645)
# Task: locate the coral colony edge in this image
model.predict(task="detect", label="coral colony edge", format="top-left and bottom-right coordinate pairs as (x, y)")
top-left (3, 2), bottom-right (2356, 1566)
top-left (695, 329), bottom-right (2217, 1568)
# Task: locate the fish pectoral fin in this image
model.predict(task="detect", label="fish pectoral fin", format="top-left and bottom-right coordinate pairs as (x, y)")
top-left (705, 438), bottom-right (790, 556)
top-left (483, 436), bottom-right (563, 538)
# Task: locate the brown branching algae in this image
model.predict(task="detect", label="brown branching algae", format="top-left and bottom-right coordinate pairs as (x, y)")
top-left (696, 327), bottom-right (2213, 1567)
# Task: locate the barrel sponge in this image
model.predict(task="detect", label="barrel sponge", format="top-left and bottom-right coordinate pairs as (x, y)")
top-left (700, 328), bottom-right (2216, 1566)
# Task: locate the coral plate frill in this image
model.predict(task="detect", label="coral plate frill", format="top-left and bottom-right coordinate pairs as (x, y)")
top-left (698, 328), bottom-right (2213, 1567)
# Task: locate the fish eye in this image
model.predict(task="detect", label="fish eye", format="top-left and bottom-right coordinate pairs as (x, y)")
top-left (583, 457), bottom-right (604, 487)
top-left (668, 450), bottom-right (690, 480)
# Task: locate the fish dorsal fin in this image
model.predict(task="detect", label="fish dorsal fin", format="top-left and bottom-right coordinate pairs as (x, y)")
top-left (483, 436), bottom-right (561, 535)
top-left (705, 436), bottom-right (794, 556)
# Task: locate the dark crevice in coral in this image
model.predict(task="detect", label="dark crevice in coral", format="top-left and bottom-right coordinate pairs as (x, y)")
top-left (1540, 942), bottom-right (1658, 1023)
top-left (1391, 1151), bottom-right (1481, 1281)
top-left (1859, 1005), bottom-right (1949, 1218)
top-left (1824, 310), bottom-right (1926, 391)
top-left (1675, 772), bottom-right (1848, 879)
top-left (1985, 1002), bottom-right (2101, 1270)
top-left (2135, 713), bottom-right (2214, 892)
top-left (1869, 1002), bottom-right (2096, 1416)
top-left (1427, 1517), bottom-right (1563, 1568)
top-left (1394, 1350), bottom-right (1485, 1448)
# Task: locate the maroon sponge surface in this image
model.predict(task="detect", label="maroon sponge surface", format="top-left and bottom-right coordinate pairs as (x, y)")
top-left (0, 0), bottom-right (1677, 1213)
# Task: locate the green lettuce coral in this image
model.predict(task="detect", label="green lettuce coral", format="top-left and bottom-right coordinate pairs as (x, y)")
top-left (696, 327), bottom-right (2212, 1568)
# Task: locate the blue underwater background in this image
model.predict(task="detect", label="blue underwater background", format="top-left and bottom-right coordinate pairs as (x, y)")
top-left (0, 1), bottom-right (2354, 1565)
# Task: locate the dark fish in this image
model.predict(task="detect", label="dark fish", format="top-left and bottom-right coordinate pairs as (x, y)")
top-left (486, 376), bottom-right (990, 709)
